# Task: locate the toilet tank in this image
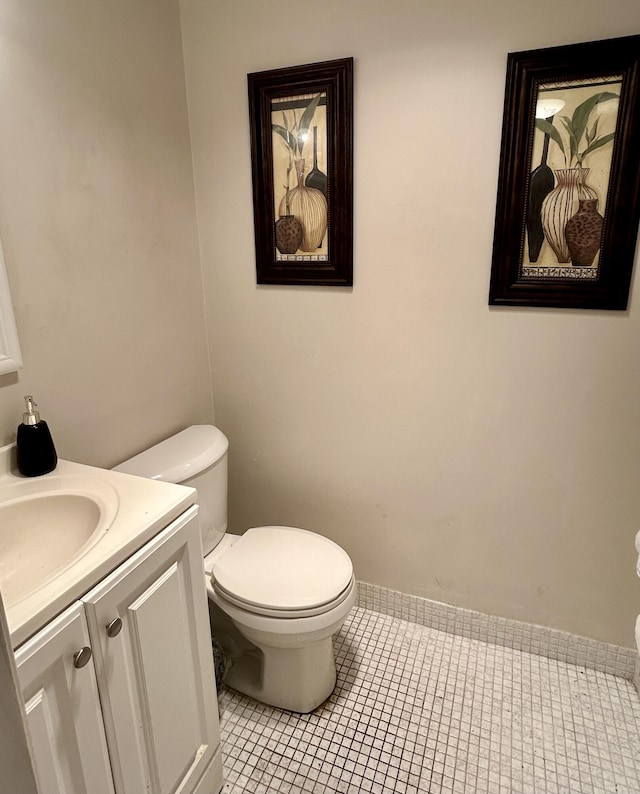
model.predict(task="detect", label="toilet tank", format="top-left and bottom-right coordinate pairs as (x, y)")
top-left (113, 425), bottom-right (229, 556)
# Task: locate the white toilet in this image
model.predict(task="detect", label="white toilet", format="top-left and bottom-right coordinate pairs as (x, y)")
top-left (114, 425), bottom-right (356, 713)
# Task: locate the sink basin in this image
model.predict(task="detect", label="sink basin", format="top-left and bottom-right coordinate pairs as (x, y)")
top-left (0, 476), bottom-right (119, 607)
top-left (0, 445), bottom-right (196, 649)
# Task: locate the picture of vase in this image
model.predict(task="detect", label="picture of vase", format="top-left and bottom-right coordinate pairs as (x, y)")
top-left (564, 198), bottom-right (604, 266)
top-left (304, 126), bottom-right (327, 198)
top-left (540, 168), bottom-right (597, 263)
top-left (275, 214), bottom-right (303, 254)
top-left (278, 158), bottom-right (327, 252)
top-left (488, 44), bottom-right (638, 309)
top-left (526, 115), bottom-right (557, 262)
top-left (271, 91), bottom-right (329, 259)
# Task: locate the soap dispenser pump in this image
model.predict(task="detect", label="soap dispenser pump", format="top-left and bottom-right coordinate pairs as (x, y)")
top-left (16, 395), bottom-right (58, 477)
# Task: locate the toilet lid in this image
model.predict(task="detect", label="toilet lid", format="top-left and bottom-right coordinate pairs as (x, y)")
top-left (211, 526), bottom-right (353, 611)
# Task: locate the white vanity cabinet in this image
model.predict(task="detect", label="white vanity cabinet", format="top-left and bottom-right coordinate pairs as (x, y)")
top-left (15, 602), bottom-right (115, 794)
top-left (15, 505), bottom-right (222, 794)
top-left (83, 504), bottom-right (220, 794)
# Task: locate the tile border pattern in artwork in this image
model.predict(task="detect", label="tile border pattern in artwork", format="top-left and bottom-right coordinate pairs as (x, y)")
top-left (356, 580), bottom-right (637, 682)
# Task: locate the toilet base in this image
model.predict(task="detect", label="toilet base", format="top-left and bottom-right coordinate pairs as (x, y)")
top-left (207, 573), bottom-right (357, 714)
top-left (225, 636), bottom-right (337, 713)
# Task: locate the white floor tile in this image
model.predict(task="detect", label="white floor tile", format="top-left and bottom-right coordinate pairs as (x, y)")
top-left (218, 606), bottom-right (640, 793)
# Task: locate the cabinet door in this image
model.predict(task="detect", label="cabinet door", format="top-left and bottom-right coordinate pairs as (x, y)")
top-left (83, 506), bottom-right (220, 794)
top-left (15, 602), bottom-right (115, 794)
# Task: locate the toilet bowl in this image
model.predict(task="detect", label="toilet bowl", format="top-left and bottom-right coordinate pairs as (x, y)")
top-left (204, 526), bottom-right (356, 712)
top-left (113, 425), bottom-right (356, 713)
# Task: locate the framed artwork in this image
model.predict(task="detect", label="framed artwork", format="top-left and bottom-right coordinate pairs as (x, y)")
top-left (489, 35), bottom-right (640, 310)
top-left (248, 58), bottom-right (353, 286)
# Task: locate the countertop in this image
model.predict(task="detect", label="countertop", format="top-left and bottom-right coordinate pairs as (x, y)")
top-left (0, 443), bottom-right (196, 649)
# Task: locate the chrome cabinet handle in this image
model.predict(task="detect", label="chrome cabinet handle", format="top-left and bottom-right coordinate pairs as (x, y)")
top-left (106, 618), bottom-right (123, 638)
top-left (73, 646), bottom-right (93, 669)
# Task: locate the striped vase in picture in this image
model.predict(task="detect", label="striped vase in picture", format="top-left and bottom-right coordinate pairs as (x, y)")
top-left (540, 167), bottom-right (597, 264)
top-left (279, 158), bottom-right (327, 252)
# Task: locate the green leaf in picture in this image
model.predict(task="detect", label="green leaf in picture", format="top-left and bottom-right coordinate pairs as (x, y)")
top-left (585, 117), bottom-right (599, 145)
top-left (533, 88), bottom-right (618, 168)
top-left (581, 131), bottom-right (616, 158)
top-left (297, 93), bottom-right (324, 155)
top-left (560, 116), bottom-right (578, 162)
top-left (570, 92), bottom-right (618, 149)
top-left (535, 118), bottom-right (565, 155)
top-left (272, 123), bottom-right (296, 151)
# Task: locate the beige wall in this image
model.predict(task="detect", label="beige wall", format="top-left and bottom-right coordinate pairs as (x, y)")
top-left (181, 0), bottom-right (640, 647)
top-left (0, 0), bottom-right (638, 661)
top-left (0, 0), bottom-right (213, 466)
top-left (0, 3), bottom-right (211, 784)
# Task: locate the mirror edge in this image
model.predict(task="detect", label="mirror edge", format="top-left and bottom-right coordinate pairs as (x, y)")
top-left (0, 236), bottom-right (23, 375)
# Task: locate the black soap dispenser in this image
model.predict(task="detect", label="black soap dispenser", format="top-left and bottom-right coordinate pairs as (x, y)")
top-left (16, 395), bottom-right (58, 477)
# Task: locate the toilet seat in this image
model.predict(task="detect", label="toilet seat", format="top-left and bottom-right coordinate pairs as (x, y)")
top-left (213, 575), bottom-right (356, 619)
top-left (209, 526), bottom-right (353, 617)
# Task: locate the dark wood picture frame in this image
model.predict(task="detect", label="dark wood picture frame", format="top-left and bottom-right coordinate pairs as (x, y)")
top-left (248, 58), bottom-right (353, 287)
top-left (489, 36), bottom-right (640, 310)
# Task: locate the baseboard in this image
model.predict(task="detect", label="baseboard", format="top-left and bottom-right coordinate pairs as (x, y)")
top-left (356, 580), bottom-right (637, 681)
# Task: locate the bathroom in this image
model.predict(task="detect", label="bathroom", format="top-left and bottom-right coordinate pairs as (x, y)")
top-left (1, 0), bottom-right (640, 791)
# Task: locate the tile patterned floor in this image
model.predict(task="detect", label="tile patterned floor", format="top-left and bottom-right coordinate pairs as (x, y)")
top-left (218, 606), bottom-right (640, 793)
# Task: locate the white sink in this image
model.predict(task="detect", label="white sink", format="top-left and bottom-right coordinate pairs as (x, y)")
top-left (0, 444), bottom-right (197, 649)
top-left (0, 476), bottom-right (119, 607)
